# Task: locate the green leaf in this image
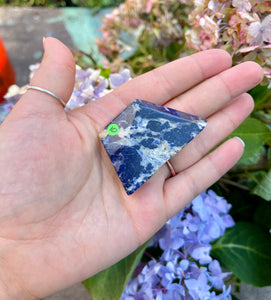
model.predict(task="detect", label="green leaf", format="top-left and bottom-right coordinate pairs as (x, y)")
top-left (83, 242), bottom-right (149, 300)
top-left (211, 222), bottom-right (271, 287)
top-left (254, 200), bottom-right (271, 229)
top-left (100, 68), bottom-right (111, 79)
top-left (252, 169), bottom-right (271, 201)
top-left (228, 117), bottom-right (271, 164)
top-left (225, 189), bottom-right (257, 223)
top-left (237, 146), bottom-right (265, 167)
top-left (165, 41), bottom-right (183, 61)
top-left (249, 84), bottom-right (271, 111)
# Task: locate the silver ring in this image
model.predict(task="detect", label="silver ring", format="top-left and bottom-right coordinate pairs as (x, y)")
top-left (26, 85), bottom-right (66, 107)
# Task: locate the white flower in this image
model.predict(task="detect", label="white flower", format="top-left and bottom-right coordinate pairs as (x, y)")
top-left (232, 0), bottom-right (252, 11)
top-left (248, 14), bottom-right (271, 45)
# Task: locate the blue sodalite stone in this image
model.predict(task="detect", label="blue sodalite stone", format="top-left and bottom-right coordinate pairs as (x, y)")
top-left (99, 99), bottom-right (207, 195)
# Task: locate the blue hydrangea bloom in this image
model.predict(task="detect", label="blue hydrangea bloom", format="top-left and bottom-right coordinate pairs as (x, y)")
top-left (121, 190), bottom-right (234, 300)
top-left (184, 273), bottom-right (211, 300)
top-left (208, 260), bottom-right (231, 290)
top-left (109, 69), bottom-right (131, 89)
top-left (190, 245), bottom-right (212, 265)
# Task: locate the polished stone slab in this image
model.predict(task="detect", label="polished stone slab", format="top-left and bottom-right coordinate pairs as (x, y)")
top-left (99, 99), bottom-right (207, 195)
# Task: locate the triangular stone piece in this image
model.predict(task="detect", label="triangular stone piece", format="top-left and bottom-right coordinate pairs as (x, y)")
top-left (99, 99), bottom-right (207, 195)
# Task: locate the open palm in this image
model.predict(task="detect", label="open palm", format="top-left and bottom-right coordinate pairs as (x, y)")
top-left (0, 38), bottom-right (263, 299)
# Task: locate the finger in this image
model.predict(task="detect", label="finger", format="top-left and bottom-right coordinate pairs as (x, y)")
top-left (78, 49), bottom-right (232, 131)
top-left (167, 61), bottom-right (263, 118)
top-left (170, 93), bottom-right (254, 173)
top-left (163, 137), bottom-right (244, 219)
top-left (12, 38), bottom-right (75, 117)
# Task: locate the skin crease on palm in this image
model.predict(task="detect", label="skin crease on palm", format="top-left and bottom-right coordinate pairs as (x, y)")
top-left (0, 37), bottom-right (264, 299)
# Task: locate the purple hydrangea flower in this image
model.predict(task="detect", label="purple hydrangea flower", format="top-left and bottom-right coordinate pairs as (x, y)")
top-left (0, 64), bottom-right (132, 116)
top-left (213, 285), bottom-right (232, 300)
top-left (208, 260), bottom-right (231, 290)
top-left (184, 272), bottom-right (211, 300)
top-left (109, 68), bottom-right (131, 89)
top-left (121, 190), bottom-right (234, 300)
top-left (159, 222), bottom-right (185, 250)
top-left (191, 245), bottom-right (212, 265)
top-left (156, 283), bottom-right (185, 300)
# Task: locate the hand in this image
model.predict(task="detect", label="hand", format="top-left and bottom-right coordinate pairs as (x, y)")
top-left (0, 38), bottom-right (263, 299)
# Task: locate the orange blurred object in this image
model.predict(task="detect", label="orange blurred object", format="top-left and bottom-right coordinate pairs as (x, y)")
top-left (0, 37), bottom-right (16, 102)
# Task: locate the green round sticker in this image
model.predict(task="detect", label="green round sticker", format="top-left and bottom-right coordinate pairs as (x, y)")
top-left (107, 124), bottom-right (119, 136)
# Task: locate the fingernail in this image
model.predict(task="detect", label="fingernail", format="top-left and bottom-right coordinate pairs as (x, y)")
top-left (42, 37), bottom-right (47, 49)
top-left (234, 136), bottom-right (245, 147)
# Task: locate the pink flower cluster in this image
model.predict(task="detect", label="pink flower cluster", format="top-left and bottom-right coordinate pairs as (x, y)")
top-left (96, 0), bottom-right (271, 84)
top-left (96, 0), bottom-right (193, 60)
top-left (186, 0), bottom-right (271, 83)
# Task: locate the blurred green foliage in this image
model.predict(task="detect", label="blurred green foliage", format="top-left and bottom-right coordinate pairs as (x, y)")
top-left (0, 0), bottom-right (67, 6)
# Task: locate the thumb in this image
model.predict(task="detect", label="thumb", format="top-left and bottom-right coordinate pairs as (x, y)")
top-left (11, 37), bottom-right (75, 118)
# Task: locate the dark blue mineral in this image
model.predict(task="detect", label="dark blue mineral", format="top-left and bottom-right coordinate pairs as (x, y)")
top-left (99, 99), bottom-right (207, 195)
